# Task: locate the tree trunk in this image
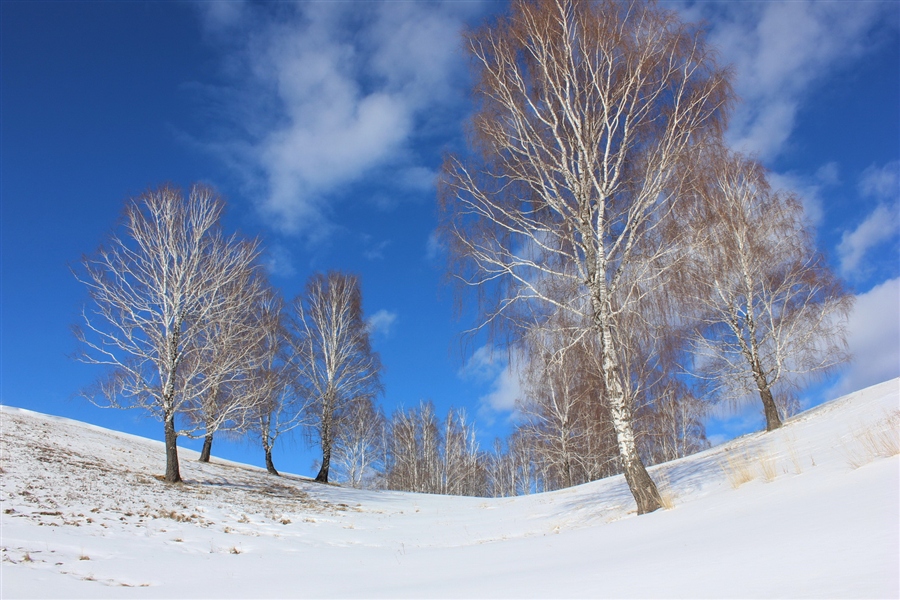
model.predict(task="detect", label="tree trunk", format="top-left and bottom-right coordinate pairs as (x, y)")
top-left (752, 364), bottom-right (782, 431)
top-left (609, 394), bottom-right (662, 514)
top-left (199, 434), bottom-right (213, 463)
top-left (759, 386), bottom-right (783, 431)
top-left (164, 413), bottom-right (182, 483)
top-left (265, 447), bottom-right (280, 476)
top-left (597, 317), bottom-right (661, 514)
top-left (315, 443), bottom-right (331, 483)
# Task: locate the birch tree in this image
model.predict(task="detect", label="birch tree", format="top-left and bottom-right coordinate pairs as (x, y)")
top-left (384, 402), bottom-right (487, 496)
top-left (192, 269), bottom-right (274, 463)
top-left (288, 272), bottom-right (383, 483)
top-left (441, 0), bottom-right (732, 513)
top-left (685, 148), bottom-right (852, 431)
top-left (74, 184), bottom-right (262, 483)
top-left (244, 294), bottom-right (309, 476)
top-left (332, 396), bottom-right (386, 488)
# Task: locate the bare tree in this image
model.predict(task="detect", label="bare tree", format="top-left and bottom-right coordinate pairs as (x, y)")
top-left (241, 294), bottom-right (310, 476)
top-left (684, 148), bottom-right (852, 431)
top-left (192, 269), bottom-right (274, 463)
top-left (385, 401), bottom-right (442, 493)
top-left (442, 408), bottom-right (486, 496)
top-left (74, 184), bottom-right (262, 482)
top-left (520, 323), bottom-right (607, 490)
top-left (634, 375), bottom-right (709, 465)
top-left (332, 396), bottom-right (386, 488)
top-left (486, 428), bottom-right (541, 497)
top-left (384, 401), bottom-right (487, 496)
top-left (288, 272), bottom-right (383, 483)
top-left (441, 0), bottom-right (732, 513)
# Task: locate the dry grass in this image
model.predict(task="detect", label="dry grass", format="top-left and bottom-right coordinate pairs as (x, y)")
top-left (786, 440), bottom-right (804, 475)
top-left (844, 410), bottom-right (900, 469)
top-left (653, 472), bottom-right (676, 510)
top-left (758, 453), bottom-right (778, 482)
top-left (722, 453), bottom-right (755, 489)
top-left (721, 451), bottom-right (781, 488)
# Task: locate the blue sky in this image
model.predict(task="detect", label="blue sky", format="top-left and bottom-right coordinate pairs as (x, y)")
top-left (2, 1), bottom-right (898, 476)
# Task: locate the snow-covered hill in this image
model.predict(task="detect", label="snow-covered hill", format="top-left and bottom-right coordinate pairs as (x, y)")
top-left (2, 380), bottom-right (898, 598)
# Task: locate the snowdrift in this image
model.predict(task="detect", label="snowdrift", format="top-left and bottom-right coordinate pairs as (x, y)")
top-left (1, 379), bottom-right (898, 598)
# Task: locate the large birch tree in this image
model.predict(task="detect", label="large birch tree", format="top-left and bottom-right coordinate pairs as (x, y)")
top-left (74, 184), bottom-right (263, 483)
top-left (441, 0), bottom-right (732, 513)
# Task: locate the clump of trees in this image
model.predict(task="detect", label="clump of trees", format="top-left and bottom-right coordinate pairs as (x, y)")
top-left (74, 185), bottom-right (270, 483)
top-left (75, 0), bottom-right (851, 510)
top-left (383, 402), bottom-right (485, 496)
top-left (439, 0), bottom-right (851, 511)
top-left (287, 271), bottom-right (383, 484)
top-left (75, 186), bottom-right (386, 485)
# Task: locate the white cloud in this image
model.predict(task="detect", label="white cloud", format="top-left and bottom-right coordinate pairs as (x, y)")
top-left (767, 162), bottom-right (839, 227)
top-left (480, 362), bottom-right (523, 414)
top-left (198, 2), bottom-right (478, 239)
top-left (837, 204), bottom-right (900, 278)
top-left (367, 309), bottom-right (398, 338)
top-left (460, 345), bottom-right (524, 416)
top-left (425, 230), bottom-right (445, 262)
top-left (196, 0), bottom-right (248, 37)
top-left (859, 161), bottom-right (900, 201)
top-left (681, 1), bottom-right (886, 162)
top-left (459, 345), bottom-right (500, 383)
top-left (833, 278), bottom-right (900, 396)
top-left (262, 244), bottom-right (296, 278)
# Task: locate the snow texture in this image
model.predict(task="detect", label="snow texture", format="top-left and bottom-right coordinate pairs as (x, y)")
top-left (2, 379), bottom-right (898, 598)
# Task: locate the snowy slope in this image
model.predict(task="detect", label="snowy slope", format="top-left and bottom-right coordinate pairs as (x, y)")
top-left (1, 379), bottom-right (898, 599)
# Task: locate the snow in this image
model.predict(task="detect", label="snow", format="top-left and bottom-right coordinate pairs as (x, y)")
top-left (2, 379), bottom-right (898, 598)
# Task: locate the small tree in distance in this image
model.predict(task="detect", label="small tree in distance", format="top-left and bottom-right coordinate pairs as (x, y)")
top-left (192, 266), bottom-right (274, 463)
top-left (288, 271), bottom-right (383, 484)
top-left (73, 184), bottom-right (263, 483)
top-left (684, 148), bottom-right (853, 431)
top-left (242, 293), bottom-right (311, 476)
top-left (332, 396), bottom-right (385, 488)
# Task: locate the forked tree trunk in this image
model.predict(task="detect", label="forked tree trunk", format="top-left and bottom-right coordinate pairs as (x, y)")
top-left (753, 365), bottom-right (782, 431)
top-left (758, 386), bottom-right (783, 431)
top-left (608, 393), bottom-right (662, 514)
top-left (199, 434), bottom-right (213, 463)
top-left (264, 447), bottom-right (279, 476)
top-left (315, 443), bottom-right (331, 483)
top-left (164, 413), bottom-right (182, 483)
top-left (597, 319), bottom-right (662, 514)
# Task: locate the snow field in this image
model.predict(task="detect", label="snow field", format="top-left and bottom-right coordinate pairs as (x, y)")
top-left (1, 379), bottom-right (898, 598)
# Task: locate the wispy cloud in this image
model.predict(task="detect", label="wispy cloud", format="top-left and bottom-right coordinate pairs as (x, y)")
top-left (767, 162), bottom-right (839, 227)
top-left (425, 230), bottom-right (445, 262)
top-left (460, 345), bottom-right (524, 419)
top-left (361, 236), bottom-right (390, 261)
top-left (680, 1), bottom-right (888, 162)
top-left (832, 278), bottom-right (900, 396)
top-left (367, 309), bottom-right (398, 338)
top-left (836, 161), bottom-right (900, 278)
top-left (859, 160), bottom-right (900, 200)
top-left (837, 204), bottom-right (900, 278)
top-left (261, 244), bottom-right (297, 279)
top-left (196, 2), bottom-right (479, 239)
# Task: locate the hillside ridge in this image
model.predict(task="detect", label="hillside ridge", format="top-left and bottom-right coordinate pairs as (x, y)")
top-left (1, 378), bottom-right (898, 598)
